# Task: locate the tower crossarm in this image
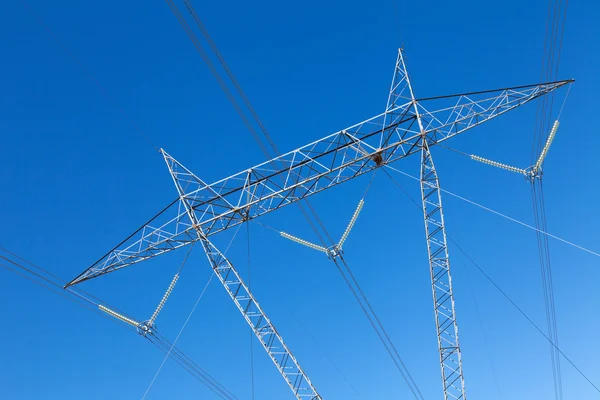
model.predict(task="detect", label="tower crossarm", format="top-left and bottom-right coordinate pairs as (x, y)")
top-left (413, 80), bottom-right (572, 145)
top-left (66, 79), bottom-right (571, 287)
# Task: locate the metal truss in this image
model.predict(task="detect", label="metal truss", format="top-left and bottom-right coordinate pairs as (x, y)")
top-left (170, 153), bottom-right (321, 400)
top-left (65, 47), bottom-right (572, 400)
top-left (66, 73), bottom-right (571, 287)
top-left (199, 236), bottom-right (321, 400)
top-left (391, 48), bottom-right (467, 399)
top-left (420, 142), bottom-right (466, 400)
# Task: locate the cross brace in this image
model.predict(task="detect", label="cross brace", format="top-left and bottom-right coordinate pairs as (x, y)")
top-left (67, 75), bottom-right (571, 286)
top-left (66, 48), bottom-right (572, 400)
top-left (199, 235), bottom-right (321, 399)
top-left (421, 142), bottom-right (466, 400)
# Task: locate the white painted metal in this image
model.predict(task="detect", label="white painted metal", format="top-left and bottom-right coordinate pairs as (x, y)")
top-left (66, 48), bottom-right (573, 400)
top-left (66, 75), bottom-right (570, 286)
top-left (166, 153), bottom-right (322, 400)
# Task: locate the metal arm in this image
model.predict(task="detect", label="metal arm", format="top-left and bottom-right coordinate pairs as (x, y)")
top-left (66, 77), bottom-right (570, 287)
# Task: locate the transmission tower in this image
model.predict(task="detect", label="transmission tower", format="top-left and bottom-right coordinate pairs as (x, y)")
top-left (66, 48), bottom-right (571, 400)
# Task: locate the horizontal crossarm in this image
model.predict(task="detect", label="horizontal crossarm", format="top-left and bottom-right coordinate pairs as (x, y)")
top-left (67, 79), bottom-right (572, 286)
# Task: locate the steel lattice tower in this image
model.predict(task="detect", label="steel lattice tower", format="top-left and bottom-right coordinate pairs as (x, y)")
top-left (67, 48), bottom-right (572, 400)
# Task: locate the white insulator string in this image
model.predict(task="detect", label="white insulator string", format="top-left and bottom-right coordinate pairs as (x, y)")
top-left (280, 232), bottom-right (329, 254)
top-left (339, 200), bottom-right (365, 247)
top-left (98, 305), bottom-right (141, 327)
top-left (534, 120), bottom-right (560, 171)
top-left (142, 224), bottom-right (243, 399)
top-left (141, 272), bottom-right (215, 400)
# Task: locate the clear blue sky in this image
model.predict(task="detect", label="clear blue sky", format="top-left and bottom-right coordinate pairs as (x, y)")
top-left (1, 1), bottom-right (599, 399)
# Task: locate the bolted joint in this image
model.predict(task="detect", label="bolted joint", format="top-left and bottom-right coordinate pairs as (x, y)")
top-left (326, 245), bottom-right (343, 260)
top-left (138, 321), bottom-right (154, 337)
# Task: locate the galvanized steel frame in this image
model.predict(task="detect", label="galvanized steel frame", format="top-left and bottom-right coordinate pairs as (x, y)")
top-left (66, 48), bottom-right (572, 400)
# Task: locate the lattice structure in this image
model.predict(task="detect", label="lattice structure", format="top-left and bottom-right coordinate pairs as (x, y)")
top-left (67, 77), bottom-right (570, 287)
top-left (67, 48), bottom-right (572, 400)
top-left (421, 143), bottom-right (466, 399)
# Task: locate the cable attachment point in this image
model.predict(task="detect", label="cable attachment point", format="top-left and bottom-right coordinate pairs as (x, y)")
top-left (279, 199), bottom-right (365, 259)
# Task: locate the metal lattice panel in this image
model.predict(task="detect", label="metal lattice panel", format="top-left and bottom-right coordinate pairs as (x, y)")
top-left (67, 75), bottom-right (570, 286)
top-left (420, 143), bottom-right (466, 400)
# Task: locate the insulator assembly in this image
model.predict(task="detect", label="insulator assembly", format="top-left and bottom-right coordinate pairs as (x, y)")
top-left (280, 232), bottom-right (329, 254)
top-left (338, 200), bottom-right (364, 247)
top-left (98, 304), bottom-right (140, 327)
top-left (470, 155), bottom-right (526, 175)
top-left (149, 274), bottom-right (180, 327)
top-left (534, 120), bottom-right (560, 172)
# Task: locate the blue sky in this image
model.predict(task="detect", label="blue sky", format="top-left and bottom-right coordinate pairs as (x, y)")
top-left (1, 0), bottom-right (599, 399)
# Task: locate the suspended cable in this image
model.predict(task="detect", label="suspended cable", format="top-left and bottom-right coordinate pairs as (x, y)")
top-left (0, 245), bottom-right (239, 398)
top-left (239, 254), bottom-right (365, 399)
top-left (451, 238), bottom-right (599, 394)
top-left (253, 219), bottom-right (425, 400)
top-left (142, 222), bottom-right (243, 398)
top-left (172, 0), bottom-right (334, 251)
top-left (184, 0), bottom-right (280, 158)
top-left (383, 163), bottom-right (600, 394)
top-left (383, 165), bottom-right (600, 258)
top-left (142, 272), bottom-right (215, 400)
top-left (171, 4), bottom-right (424, 396)
top-left (144, 333), bottom-right (239, 400)
top-left (164, 0), bottom-right (273, 160)
top-left (335, 255), bottom-right (424, 400)
top-left (0, 260), bottom-right (142, 332)
top-left (531, 4), bottom-right (570, 393)
top-left (531, 180), bottom-right (563, 400)
top-left (462, 260), bottom-right (504, 399)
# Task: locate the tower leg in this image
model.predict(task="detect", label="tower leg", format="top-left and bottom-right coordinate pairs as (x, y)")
top-left (420, 142), bottom-right (467, 400)
top-left (198, 234), bottom-right (321, 400)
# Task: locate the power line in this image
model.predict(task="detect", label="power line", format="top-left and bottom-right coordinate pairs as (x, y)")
top-left (450, 238), bottom-right (599, 394)
top-left (240, 239), bottom-right (366, 399)
top-left (145, 332), bottom-right (239, 400)
top-left (142, 272), bottom-right (216, 400)
top-left (462, 259), bottom-right (504, 399)
top-left (382, 165), bottom-right (600, 394)
top-left (383, 165), bottom-right (600, 259)
top-left (531, 3), bottom-right (570, 395)
top-left (169, 4), bottom-right (425, 396)
top-left (335, 255), bottom-right (424, 400)
top-left (0, 246), bottom-right (239, 398)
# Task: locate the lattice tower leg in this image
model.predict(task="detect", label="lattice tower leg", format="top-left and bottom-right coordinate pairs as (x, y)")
top-left (198, 233), bottom-right (322, 400)
top-left (420, 142), bottom-right (467, 400)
